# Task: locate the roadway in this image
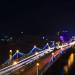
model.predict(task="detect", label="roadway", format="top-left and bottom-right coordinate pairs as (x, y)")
top-left (16, 44), bottom-right (71, 75)
top-left (0, 41), bottom-right (75, 75)
top-left (18, 49), bottom-right (61, 75)
top-left (0, 48), bottom-right (53, 75)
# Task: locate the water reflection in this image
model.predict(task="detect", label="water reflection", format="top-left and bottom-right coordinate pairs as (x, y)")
top-left (61, 53), bottom-right (74, 75)
top-left (64, 65), bottom-right (68, 74)
top-left (68, 53), bottom-right (74, 68)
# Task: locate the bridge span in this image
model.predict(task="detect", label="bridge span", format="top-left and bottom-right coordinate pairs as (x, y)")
top-left (0, 41), bottom-right (75, 75)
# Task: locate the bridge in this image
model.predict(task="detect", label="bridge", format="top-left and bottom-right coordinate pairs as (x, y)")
top-left (0, 38), bottom-right (75, 75)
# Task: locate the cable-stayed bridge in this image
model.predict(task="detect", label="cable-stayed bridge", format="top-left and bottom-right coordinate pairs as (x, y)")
top-left (0, 38), bottom-right (75, 75)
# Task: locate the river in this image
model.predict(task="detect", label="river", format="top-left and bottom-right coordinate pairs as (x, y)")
top-left (44, 48), bottom-right (75, 75)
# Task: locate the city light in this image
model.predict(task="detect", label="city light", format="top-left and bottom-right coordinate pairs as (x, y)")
top-left (36, 63), bottom-right (39, 66)
top-left (36, 63), bottom-right (39, 75)
top-left (52, 52), bottom-right (54, 56)
top-left (9, 50), bottom-right (12, 61)
top-left (16, 50), bottom-right (19, 53)
top-left (10, 50), bottom-right (12, 53)
top-left (35, 52), bottom-right (39, 55)
top-left (13, 61), bottom-right (17, 65)
top-left (1, 37), bottom-right (75, 75)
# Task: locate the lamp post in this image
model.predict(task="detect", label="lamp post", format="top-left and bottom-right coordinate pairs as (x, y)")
top-left (13, 61), bottom-right (17, 65)
top-left (9, 50), bottom-right (12, 63)
top-left (36, 63), bottom-right (39, 75)
top-left (52, 52), bottom-right (54, 61)
top-left (35, 52), bottom-right (39, 55)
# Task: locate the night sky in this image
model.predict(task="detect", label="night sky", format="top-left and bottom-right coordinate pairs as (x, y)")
top-left (0, 1), bottom-right (75, 34)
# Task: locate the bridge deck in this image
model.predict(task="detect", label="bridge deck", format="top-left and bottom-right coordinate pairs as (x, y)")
top-left (12, 50), bottom-right (61, 75)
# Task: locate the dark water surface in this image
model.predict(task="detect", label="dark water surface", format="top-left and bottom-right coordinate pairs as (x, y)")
top-left (44, 48), bottom-right (75, 75)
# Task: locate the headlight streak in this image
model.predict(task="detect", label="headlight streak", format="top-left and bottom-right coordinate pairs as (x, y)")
top-left (0, 40), bottom-right (75, 75)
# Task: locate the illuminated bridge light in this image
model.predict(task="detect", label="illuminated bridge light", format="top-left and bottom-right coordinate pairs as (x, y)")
top-left (16, 50), bottom-right (19, 53)
top-left (34, 45), bottom-right (37, 48)
top-left (35, 52), bottom-right (39, 55)
top-left (13, 61), bottom-right (17, 65)
top-left (36, 63), bottom-right (39, 66)
top-left (9, 50), bottom-right (12, 62)
top-left (10, 50), bottom-right (12, 53)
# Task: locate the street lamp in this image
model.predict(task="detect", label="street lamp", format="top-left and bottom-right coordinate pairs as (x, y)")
top-left (13, 61), bottom-right (17, 65)
top-left (36, 63), bottom-right (39, 75)
top-left (9, 50), bottom-right (12, 63)
top-left (52, 52), bottom-right (54, 61)
top-left (35, 52), bottom-right (39, 55)
top-left (52, 52), bottom-right (54, 56)
top-left (35, 52), bottom-right (39, 60)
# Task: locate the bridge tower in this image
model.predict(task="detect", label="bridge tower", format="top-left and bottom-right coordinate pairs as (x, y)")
top-left (16, 49), bottom-right (19, 59)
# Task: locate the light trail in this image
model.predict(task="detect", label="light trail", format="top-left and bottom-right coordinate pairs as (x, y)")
top-left (0, 40), bottom-right (75, 75)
